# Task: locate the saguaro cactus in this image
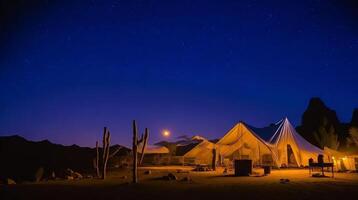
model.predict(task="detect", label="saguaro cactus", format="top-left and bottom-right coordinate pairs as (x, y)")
top-left (102, 127), bottom-right (110, 179)
top-left (94, 127), bottom-right (122, 179)
top-left (132, 120), bottom-right (149, 183)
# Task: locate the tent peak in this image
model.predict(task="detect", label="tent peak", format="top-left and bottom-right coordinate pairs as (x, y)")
top-left (282, 117), bottom-right (293, 126)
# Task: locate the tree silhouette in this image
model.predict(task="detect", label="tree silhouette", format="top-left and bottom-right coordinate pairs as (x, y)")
top-left (313, 117), bottom-right (339, 150)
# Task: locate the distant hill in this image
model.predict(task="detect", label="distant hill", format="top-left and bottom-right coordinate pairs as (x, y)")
top-left (154, 140), bottom-right (172, 146)
top-left (154, 135), bottom-right (213, 156)
top-left (154, 134), bottom-right (207, 147)
top-left (0, 135), bottom-right (130, 182)
top-left (191, 135), bottom-right (207, 141)
top-left (351, 109), bottom-right (358, 127)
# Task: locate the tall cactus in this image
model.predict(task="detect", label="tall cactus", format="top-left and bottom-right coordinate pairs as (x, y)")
top-left (132, 120), bottom-right (149, 183)
top-left (94, 127), bottom-right (122, 179)
top-left (102, 127), bottom-right (110, 179)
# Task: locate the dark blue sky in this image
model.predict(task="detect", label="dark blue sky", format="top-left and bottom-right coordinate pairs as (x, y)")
top-left (0, 0), bottom-right (357, 147)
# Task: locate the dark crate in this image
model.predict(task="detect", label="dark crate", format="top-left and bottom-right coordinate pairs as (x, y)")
top-left (234, 159), bottom-right (252, 176)
top-left (263, 166), bottom-right (271, 175)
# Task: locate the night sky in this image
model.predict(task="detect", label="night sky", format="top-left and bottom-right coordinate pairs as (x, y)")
top-left (0, 0), bottom-right (357, 147)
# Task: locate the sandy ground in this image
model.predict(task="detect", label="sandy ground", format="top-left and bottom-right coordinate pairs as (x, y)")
top-left (1, 167), bottom-right (358, 200)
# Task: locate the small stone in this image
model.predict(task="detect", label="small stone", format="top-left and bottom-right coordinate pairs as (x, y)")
top-left (86, 175), bottom-right (93, 179)
top-left (167, 173), bottom-right (177, 181)
top-left (181, 176), bottom-right (191, 182)
top-left (66, 168), bottom-right (74, 176)
top-left (73, 172), bottom-right (83, 179)
top-left (7, 178), bottom-right (16, 185)
top-left (279, 178), bottom-right (290, 183)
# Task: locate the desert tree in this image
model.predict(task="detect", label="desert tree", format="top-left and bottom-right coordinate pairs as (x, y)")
top-left (347, 127), bottom-right (358, 147)
top-left (313, 117), bottom-right (340, 150)
top-left (132, 120), bottom-right (149, 183)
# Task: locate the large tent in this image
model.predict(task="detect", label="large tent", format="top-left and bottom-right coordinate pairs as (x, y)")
top-left (268, 118), bottom-right (324, 167)
top-left (324, 147), bottom-right (357, 171)
top-left (138, 144), bottom-right (170, 165)
top-left (146, 117), bottom-right (329, 168)
top-left (182, 139), bottom-right (215, 165)
top-left (216, 122), bottom-right (279, 167)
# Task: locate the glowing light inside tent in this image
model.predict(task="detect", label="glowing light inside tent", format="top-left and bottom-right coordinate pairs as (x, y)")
top-left (162, 130), bottom-right (170, 137)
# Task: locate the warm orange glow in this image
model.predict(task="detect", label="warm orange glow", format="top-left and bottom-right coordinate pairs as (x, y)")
top-left (162, 130), bottom-right (170, 137)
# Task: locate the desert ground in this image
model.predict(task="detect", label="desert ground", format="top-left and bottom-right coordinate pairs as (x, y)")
top-left (1, 167), bottom-right (358, 200)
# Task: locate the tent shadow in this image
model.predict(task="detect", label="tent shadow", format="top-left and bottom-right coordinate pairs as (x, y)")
top-left (147, 176), bottom-right (167, 181)
top-left (208, 174), bottom-right (266, 178)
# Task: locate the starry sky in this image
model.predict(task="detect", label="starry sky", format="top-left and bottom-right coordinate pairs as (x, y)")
top-left (0, 0), bottom-right (357, 147)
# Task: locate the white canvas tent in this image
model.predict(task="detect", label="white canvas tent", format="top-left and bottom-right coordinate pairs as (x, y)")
top-left (146, 117), bottom-right (332, 168)
top-left (183, 139), bottom-right (215, 165)
top-left (324, 147), bottom-right (357, 171)
top-left (269, 118), bottom-right (324, 167)
top-left (216, 122), bottom-right (279, 167)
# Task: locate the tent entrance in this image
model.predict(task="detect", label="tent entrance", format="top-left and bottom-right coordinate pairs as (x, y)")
top-left (287, 145), bottom-right (298, 167)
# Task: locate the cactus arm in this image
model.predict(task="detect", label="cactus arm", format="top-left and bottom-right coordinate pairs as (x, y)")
top-left (137, 133), bottom-right (144, 144)
top-left (139, 128), bottom-right (149, 165)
